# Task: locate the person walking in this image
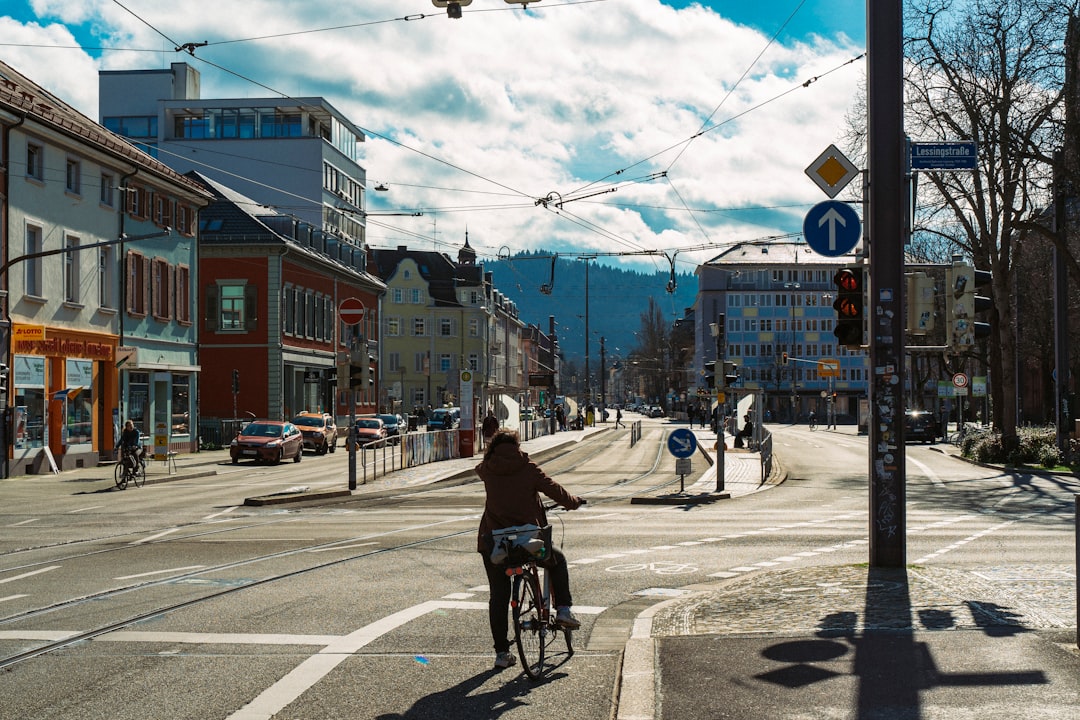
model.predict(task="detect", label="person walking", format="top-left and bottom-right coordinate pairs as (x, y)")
top-left (475, 429), bottom-right (584, 669)
top-left (481, 409), bottom-right (499, 444)
top-left (615, 406), bottom-right (625, 428)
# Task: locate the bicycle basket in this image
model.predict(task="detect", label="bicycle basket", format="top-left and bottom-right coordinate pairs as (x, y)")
top-left (490, 524), bottom-right (552, 566)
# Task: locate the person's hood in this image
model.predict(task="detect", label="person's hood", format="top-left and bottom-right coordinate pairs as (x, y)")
top-left (478, 443), bottom-right (530, 475)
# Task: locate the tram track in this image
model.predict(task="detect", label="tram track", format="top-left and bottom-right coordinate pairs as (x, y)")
top-left (0, 424), bottom-right (693, 670)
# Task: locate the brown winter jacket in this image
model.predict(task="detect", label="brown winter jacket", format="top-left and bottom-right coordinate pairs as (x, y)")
top-left (475, 442), bottom-right (581, 555)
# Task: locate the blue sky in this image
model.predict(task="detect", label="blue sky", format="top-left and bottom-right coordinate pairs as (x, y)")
top-left (0, 1), bottom-right (868, 275)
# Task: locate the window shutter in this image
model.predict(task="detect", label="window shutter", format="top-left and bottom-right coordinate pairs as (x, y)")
top-left (244, 285), bottom-right (258, 330)
top-left (125, 252), bottom-right (136, 312)
top-left (205, 285), bottom-right (219, 330)
top-left (167, 265), bottom-right (175, 320)
top-left (141, 256), bottom-right (151, 315)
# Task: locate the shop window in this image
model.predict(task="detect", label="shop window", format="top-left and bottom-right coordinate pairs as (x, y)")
top-left (172, 374), bottom-right (190, 436)
top-left (64, 359), bottom-right (94, 446)
top-left (127, 372), bottom-right (149, 435)
top-left (12, 355), bottom-right (46, 450)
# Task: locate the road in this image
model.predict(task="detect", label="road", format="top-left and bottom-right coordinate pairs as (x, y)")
top-left (0, 420), bottom-right (1076, 719)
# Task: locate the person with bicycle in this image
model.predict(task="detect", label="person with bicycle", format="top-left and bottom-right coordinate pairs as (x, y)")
top-left (117, 420), bottom-right (144, 468)
top-left (476, 428), bottom-right (584, 669)
top-left (808, 409), bottom-right (817, 429)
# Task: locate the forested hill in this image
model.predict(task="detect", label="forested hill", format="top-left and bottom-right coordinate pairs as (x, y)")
top-left (485, 251), bottom-right (697, 363)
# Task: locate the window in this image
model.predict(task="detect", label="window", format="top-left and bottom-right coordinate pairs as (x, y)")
top-left (386, 317), bottom-right (400, 336)
top-left (99, 247), bottom-right (113, 309)
top-left (100, 173), bottom-right (114, 206)
top-left (151, 257), bottom-right (171, 321)
top-left (468, 318), bottom-right (480, 337)
top-left (65, 158), bottom-right (81, 194)
top-left (175, 264), bottom-right (191, 324)
top-left (154, 193), bottom-right (173, 228)
top-left (64, 235), bottom-right (80, 303)
top-left (411, 288), bottom-right (423, 304)
top-left (26, 142), bottom-right (43, 180)
top-left (392, 288), bottom-right (403, 303)
top-left (413, 317), bottom-right (426, 336)
top-left (204, 283), bottom-right (256, 332)
top-left (439, 353), bottom-right (452, 372)
top-left (126, 251), bottom-right (148, 316)
top-left (468, 353), bottom-right (479, 371)
top-left (414, 352), bottom-right (427, 373)
top-left (172, 374), bottom-right (190, 436)
top-left (25, 224), bottom-right (43, 297)
top-left (388, 352), bottom-right (401, 372)
top-left (221, 285), bottom-right (244, 329)
top-left (439, 318), bottom-right (453, 337)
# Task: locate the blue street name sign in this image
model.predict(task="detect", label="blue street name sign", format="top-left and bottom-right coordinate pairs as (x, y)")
top-left (803, 200), bottom-right (861, 257)
top-left (667, 428), bottom-right (698, 459)
top-left (910, 141), bottom-right (978, 171)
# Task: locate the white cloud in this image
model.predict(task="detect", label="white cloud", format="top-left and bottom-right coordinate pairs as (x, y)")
top-left (3, 0), bottom-right (864, 269)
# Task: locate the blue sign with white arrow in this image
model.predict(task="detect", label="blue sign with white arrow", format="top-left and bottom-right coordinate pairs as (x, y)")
top-left (803, 200), bottom-right (861, 257)
top-left (667, 428), bottom-right (698, 459)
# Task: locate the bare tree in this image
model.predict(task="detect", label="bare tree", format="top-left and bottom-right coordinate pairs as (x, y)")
top-left (904, 0), bottom-right (1075, 442)
top-left (629, 297), bottom-right (670, 403)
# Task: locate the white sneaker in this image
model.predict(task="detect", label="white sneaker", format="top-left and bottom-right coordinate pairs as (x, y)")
top-left (494, 651), bottom-right (516, 669)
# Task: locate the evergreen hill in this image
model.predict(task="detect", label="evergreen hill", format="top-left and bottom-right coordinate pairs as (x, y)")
top-left (485, 251), bottom-right (697, 364)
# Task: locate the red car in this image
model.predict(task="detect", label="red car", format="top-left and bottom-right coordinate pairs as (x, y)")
top-left (230, 420), bottom-right (304, 464)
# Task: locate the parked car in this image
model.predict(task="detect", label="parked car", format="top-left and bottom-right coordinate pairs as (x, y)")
top-left (354, 417), bottom-right (388, 447)
top-left (230, 420), bottom-right (303, 465)
top-left (377, 414), bottom-right (404, 444)
top-left (429, 407), bottom-right (460, 430)
top-left (291, 412), bottom-right (337, 455)
top-left (905, 410), bottom-right (940, 443)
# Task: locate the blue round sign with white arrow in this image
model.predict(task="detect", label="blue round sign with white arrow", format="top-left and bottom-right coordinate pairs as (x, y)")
top-left (667, 428), bottom-right (698, 459)
top-left (803, 200), bottom-right (861, 257)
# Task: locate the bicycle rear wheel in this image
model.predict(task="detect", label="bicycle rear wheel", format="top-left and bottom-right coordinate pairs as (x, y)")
top-left (114, 462), bottom-right (128, 490)
top-left (512, 572), bottom-right (547, 679)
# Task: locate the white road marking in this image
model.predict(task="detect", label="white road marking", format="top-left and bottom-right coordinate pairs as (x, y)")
top-left (306, 542), bottom-right (378, 553)
top-left (8, 518), bottom-right (39, 526)
top-left (0, 594), bottom-right (28, 603)
top-left (203, 506), bottom-right (240, 520)
top-left (130, 528), bottom-right (180, 544)
top-left (115, 566), bottom-right (206, 580)
top-left (907, 455), bottom-right (944, 488)
top-left (0, 566), bottom-right (61, 584)
top-left (67, 506), bottom-right (104, 513)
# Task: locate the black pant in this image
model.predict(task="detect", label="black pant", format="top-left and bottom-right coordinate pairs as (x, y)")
top-left (482, 550), bottom-right (572, 653)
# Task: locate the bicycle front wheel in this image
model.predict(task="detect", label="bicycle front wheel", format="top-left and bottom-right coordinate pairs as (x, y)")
top-left (132, 460), bottom-right (146, 488)
top-left (512, 572), bottom-right (547, 679)
top-left (114, 462), bottom-right (128, 490)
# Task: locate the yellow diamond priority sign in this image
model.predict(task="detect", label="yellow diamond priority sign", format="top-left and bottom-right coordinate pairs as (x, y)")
top-left (806, 144), bottom-right (859, 199)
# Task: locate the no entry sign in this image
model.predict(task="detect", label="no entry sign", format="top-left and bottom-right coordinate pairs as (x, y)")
top-left (338, 297), bottom-right (366, 326)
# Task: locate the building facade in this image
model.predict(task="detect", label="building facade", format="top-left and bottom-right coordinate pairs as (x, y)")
top-left (695, 242), bottom-right (869, 423)
top-left (1, 60), bottom-right (210, 475)
top-left (191, 173), bottom-right (384, 427)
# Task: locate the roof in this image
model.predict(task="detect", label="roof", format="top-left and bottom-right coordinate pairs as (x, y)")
top-left (189, 171), bottom-right (385, 291)
top-left (369, 247), bottom-right (484, 308)
top-left (702, 241), bottom-right (859, 267)
top-left (0, 60), bottom-right (210, 198)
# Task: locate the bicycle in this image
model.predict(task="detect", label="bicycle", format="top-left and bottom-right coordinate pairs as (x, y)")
top-left (498, 502), bottom-right (585, 679)
top-left (808, 416), bottom-right (818, 431)
top-left (114, 446), bottom-right (146, 490)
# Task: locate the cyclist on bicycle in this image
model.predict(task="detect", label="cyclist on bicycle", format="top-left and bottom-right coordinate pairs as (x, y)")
top-left (117, 420), bottom-right (143, 466)
top-left (476, 428), bottom-right (584, 669)
top-left (808, 410), bottom-right (817, 428)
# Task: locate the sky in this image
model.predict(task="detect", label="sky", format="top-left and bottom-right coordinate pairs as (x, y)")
top-left (0, 0), bottom-right (867, 276)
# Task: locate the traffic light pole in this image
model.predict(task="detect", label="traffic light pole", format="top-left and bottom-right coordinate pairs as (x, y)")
top-left (866, 0), bottom-right (907, 567)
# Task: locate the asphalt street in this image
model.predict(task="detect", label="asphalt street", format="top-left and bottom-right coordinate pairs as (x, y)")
top-left (10, 421), bottom-right (1080, 720)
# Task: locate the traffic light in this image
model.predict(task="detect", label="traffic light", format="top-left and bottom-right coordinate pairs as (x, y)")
top-left (0, 362), bottom-right (8, 395)
top-left (232, 369), bottom-right (239, 394)
top-left (832, 266), bottom-right (865, 348)
top-left (946, 259), bottom-right (992, 349)
top-left (349, 363), bottom-right (365, 389)
top-left (905, 271), bottom-right (935, 335)
top-left (722, 361), bottom-right (739, 387)
top-left (704, 360), bottom-right (716, 389)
